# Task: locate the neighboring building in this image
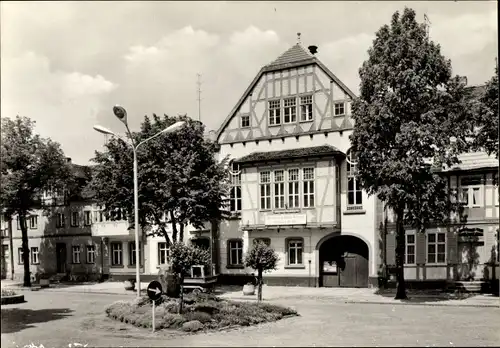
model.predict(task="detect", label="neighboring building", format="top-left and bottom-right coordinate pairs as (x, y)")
top-left (213, 40), bottom-right (499, 288)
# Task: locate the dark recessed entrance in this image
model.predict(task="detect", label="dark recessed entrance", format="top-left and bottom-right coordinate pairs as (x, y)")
top-left (319, 235), bottom-right (369, 288)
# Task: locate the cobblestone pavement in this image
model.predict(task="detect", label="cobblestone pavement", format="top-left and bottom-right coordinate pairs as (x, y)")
top-left (1, 290), bottom-right (499, 347)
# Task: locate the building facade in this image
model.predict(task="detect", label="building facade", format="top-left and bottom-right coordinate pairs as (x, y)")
top-left (213, 42), bottom-right (499, 288)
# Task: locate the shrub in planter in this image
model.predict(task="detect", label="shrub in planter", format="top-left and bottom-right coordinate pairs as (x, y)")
top-left (124, 279), bottom-right (136, 291)
top-left (243, 283), bottom-right (255, 296)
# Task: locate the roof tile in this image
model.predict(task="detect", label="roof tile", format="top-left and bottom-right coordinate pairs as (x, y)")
top-left (266, 44), bottom-right (314, 69)
top-left (234, 145), bottom-right (344, 164)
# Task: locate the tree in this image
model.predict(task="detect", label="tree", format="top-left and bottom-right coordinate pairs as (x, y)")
top-left (350, 8), bottom-right (471, 299)
top-left (473, 63), bottom-right (499, 158)
top-left (87, 114), bottom-right (230, 244)
top-left (0, 116), bottom-right (72, 287)
top-left (168, 242), bottom-right (211, 313)
top-left (244, 241), bottom-right (279, 302)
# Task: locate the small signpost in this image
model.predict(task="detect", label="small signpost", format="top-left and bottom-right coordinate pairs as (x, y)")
top-left (147, 280), bottom-right (163, 332)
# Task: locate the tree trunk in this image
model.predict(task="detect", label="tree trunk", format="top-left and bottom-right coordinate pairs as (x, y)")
top-left (179, 224), bottom-right (185, 243)
top-left (19, 213), bottom-right (31, 287)
top-left (170, 211), bottom-right (178, 243)
top-left (394, 209), bottom-right (407, 300)
top-left (178, 274), bottom-right (184, 314)
top-left (257, 268), bottom-right (263, 302)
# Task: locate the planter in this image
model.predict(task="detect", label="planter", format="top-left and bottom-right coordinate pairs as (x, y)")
top-left (243, 284), bottom-right (255, 296)
top-left (124, 279), bottom-right (136, 291)
top-left (1, 294), bottom-right (25, 305)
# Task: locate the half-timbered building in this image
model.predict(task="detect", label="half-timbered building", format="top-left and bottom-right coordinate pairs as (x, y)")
top-left (214, 40), bottom-right (499, 289)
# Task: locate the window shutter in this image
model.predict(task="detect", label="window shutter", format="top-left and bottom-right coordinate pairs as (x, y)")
top-left (447, 230), bottom-right (458, 264)
top-left (386, 232), bottom-right (396, 265)
top-left (416, 232), bottom-right (426, 264)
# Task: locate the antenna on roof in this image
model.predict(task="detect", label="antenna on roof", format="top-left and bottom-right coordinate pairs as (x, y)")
top-left (196, 73), bottom-right (202, 122)
top-left (297, 32), bottom-right (301, 44)
top-left (424, 13), bottom-right (431, 39)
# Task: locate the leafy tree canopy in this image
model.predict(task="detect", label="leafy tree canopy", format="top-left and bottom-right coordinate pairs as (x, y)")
top-left (1, 116), bottom-right (73, 286)
top-left (350, 7), bottom-right (470, 227)
top-left (473, 64), bottom-right (499, 158)
top-left (349, 8), bottom-right (473, 299)
top-left (87, 114), bottom-right (230, 244)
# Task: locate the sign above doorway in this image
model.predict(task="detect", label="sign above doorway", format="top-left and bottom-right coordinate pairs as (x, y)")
top-left (264, 213), bottom-right (307, 226)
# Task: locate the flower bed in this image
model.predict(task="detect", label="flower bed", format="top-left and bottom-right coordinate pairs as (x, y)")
top-left (105, 293), bottom-right (298, 333)
top-left (1, 289), bottom-right (17, 297)
top-left (1, 288), bottom-right (24, 305)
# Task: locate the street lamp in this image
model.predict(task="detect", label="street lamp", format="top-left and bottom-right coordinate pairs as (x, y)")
top-left (94, 106), bottom-right (185, 298)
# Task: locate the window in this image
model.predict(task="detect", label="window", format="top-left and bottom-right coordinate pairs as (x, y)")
top-left (241, 114), bottom-right (250, 128)
top-left (283, 97), bottom-right (297, 123)
top-left (72, 245), bottom-right (81, 264)
top-left (346, 148), bottom-right (362, 207)
top-left (405, 234), bottom-right (416, 265)
top-left (94, 210), bottom-right (104, 223)
top-left (229, 163), bottom-right (242, 212)
top-left (460, 177), bottom-right (483, 208)
top-left (30, 247), bottom-right (39, 264)
top-left (71, 212), bottom-right (79, 227)
top-left (300, 95), bottom-right (313, 121)
top-left (18, 248), bottom-right (24, 264)
top-left (303, 168), bottom-right (315, 208)
top-left (287, 239), bottom-right (303, 265)
top-left (86, 245), bottom-right (96, 264)
top-left (129, 242), bottom-right (142, 266)
top-left (260, 171), bottom-right (271, 210)
top-left (83, 211), bottom-right (92, 226)
top-left (274, 170), bottom-right (285, 209)
top-left (29, 215), bottom-right (38, 229)
top-left (268, 100), bottom-right (281, 125)
top-left (110, 242), bottom-right (123, 266)
top-left (2, 245), bottom-right (9, 259)
top-left (253, 238), bottom-right (271, 246)
top-left (16, 217), bottom-right (24, 230)
top-left (158, 242), bottom-right (169, 265)
top-left (288, 169), bottom-right (300, 209)
top-left (56, 213), bottom-right (65, 228)
top-left (334, 102), bottom-right (345, 116)
top-left (228, 239), bottom-right (243, 266)
top-left (427, 232), bottom-right (446, 264)
top-left (494, 174), bottom-right (499, 207)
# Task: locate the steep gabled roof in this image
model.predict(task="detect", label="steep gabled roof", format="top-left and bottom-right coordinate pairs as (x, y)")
top-left (264, 44), bottom-right (316, 70)
top-left (215, 43), bottom-right (357, 143)
top-left (234, 145), bottom-right (345, 165)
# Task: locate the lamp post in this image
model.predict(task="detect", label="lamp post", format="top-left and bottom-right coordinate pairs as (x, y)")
top-left (94, 106), bottom-right (185, 298)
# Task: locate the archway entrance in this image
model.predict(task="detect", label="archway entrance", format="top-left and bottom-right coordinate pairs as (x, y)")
top-left (319, 235), bottom-right (369, 288)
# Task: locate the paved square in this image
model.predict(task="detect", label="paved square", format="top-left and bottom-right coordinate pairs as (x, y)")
top-left (1, 290), bottom-right (499, 347)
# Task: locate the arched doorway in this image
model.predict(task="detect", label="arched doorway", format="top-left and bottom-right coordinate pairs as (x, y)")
top-left (319, 235), bottom-right (369, 288)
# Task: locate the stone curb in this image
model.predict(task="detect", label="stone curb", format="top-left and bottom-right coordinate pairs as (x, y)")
top-left (343, 300), bottom-right (500, 308)
top-left (1, 294), bottom-right (25, 305)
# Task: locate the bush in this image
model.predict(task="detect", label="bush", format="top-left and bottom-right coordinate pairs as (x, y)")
top-left (105, 295), bottom-right (298, 333)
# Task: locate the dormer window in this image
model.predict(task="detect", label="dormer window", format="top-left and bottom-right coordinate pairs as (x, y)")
top-left (268, 100), bottom-right (281, 125)
top-left (300, 95), bottom-right (313, 121)
top-left (334, 102), bottom-right (345, 116)
top-left (240, 114), bottom-right (250, 128)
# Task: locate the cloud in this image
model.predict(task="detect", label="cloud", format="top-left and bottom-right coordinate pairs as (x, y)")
top-left (1, 2), bottom-right (496, 164)
top-left (1, 51), bottom-right (117, 163)
top-left (115, 26), bottom-right (288, 132)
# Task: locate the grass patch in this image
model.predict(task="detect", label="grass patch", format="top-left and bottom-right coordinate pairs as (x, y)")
top-left (1, 288), bottom-right (17, 297)
top-left (105, 293), bottom-right (298, 333)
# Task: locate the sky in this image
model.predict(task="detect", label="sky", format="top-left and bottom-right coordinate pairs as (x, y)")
top-left (1, 1), bottom-right (497, 165)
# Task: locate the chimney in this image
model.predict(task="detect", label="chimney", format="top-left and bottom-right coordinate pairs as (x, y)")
top-left (308, 45), bottom-right (318, 55)
top-left (66, 157), bottom-right (72, 163)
